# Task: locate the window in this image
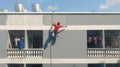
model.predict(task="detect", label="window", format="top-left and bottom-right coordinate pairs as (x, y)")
top-left (87, 30), bottom-right (103, 48)
top-left (106, 64), bottom-right (120, 67)
top-left (88, 64), bottom-right (104, 67)
top-left (9, 30), bottom-right (25, 48)
top-left (105, 30), bottom-right (120, 48)
top-left (27, 30), bottom-right (43, 48)
top-left (26, 64), bottom-right (42, 67)
top-left (8, 64), bottom-right (42, 67)
top-left (8, 64), bottom-right (24, 67)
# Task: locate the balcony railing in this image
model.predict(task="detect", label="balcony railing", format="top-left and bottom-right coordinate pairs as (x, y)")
top-left (7, 49), bottom-right (43, 58)
top-left (87, 48), bottom-right (120, 58)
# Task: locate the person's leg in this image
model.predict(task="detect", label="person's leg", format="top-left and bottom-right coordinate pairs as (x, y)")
top-left (58, 28), bottom-right (66, 34)
top-left (56, 32), bottom-right (59, 37)
top-left (54, 32), bottom-right (57, 38)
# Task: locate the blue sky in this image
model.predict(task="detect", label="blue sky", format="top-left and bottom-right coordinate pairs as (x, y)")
top-left (0, 0), bottom-right (120, 12)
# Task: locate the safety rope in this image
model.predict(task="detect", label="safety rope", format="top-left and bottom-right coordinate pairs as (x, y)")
top-left (50, 11), bottom-right (54, 67)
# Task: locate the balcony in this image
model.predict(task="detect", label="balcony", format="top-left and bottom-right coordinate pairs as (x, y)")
top-left (7, 49), bottom-right (43, 58)
top-left (87, 48), bottom-right (120, 58)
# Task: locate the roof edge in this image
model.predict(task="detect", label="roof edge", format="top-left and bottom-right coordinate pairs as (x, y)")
top-left (0, 12), bottom-right (120, 15)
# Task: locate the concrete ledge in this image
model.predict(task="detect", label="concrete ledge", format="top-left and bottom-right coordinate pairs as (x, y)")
top-left (0, 12), bottom-right (120, 15)
top-left (0, 25), bottom-right (119, 30)
top-left (0, 58), bottom-right (120, 64)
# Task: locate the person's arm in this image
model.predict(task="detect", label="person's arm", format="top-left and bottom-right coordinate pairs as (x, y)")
top-left (60, 25), bottom-right (64, 28)
top-left (60, 25), bottom-right (67, 28)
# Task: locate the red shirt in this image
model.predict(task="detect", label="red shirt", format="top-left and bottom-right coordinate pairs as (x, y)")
top-left (53, 23), bottom-right (63, 32)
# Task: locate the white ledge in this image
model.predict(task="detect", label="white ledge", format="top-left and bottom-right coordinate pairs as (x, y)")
top-left (0, 25), bottom-right (119, 30)
top-left (0, 12), bottom-right (120, 14)
top-left (0, 58), bottom-right (119, 64)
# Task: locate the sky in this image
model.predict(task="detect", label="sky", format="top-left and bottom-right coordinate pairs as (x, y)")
top-left (0, 0), bottom-right (120, 12)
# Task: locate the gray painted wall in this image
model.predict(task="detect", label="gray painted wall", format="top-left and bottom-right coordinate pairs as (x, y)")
top-left (0, 30), bottom-right (8, 67)
top-left (43, 30), bottom-right (87, 58)
top-left (0, 15), bottom-right (43, 25)
top-left (0, 14), bottom-right (120, 25)
top-left (43, 14), bottom-right (120, 25)
top-left (0, 64), bottom-right (7, 67)
top-left (0, 30), bottom-right (7, 58)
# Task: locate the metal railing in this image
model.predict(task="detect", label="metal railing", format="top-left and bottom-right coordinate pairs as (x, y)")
top-left (7, 49), bottom-right (43, 58)
top-left (87, 48), bottom-right (120, 58)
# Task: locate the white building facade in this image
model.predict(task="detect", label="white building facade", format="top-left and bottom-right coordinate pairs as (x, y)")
top-left (0, 12), bottom-right (120, 67)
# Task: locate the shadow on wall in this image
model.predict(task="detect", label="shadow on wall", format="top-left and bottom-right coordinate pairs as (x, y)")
top-left (43, 26), bottom-right (56, 49)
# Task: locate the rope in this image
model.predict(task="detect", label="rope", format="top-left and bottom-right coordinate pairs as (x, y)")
top-left (64, 15), bottom-right (67, 26)
top-left (50, 11), bottom-right (54, 26)
top-left (50, 11), bottom-right (54, 67)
